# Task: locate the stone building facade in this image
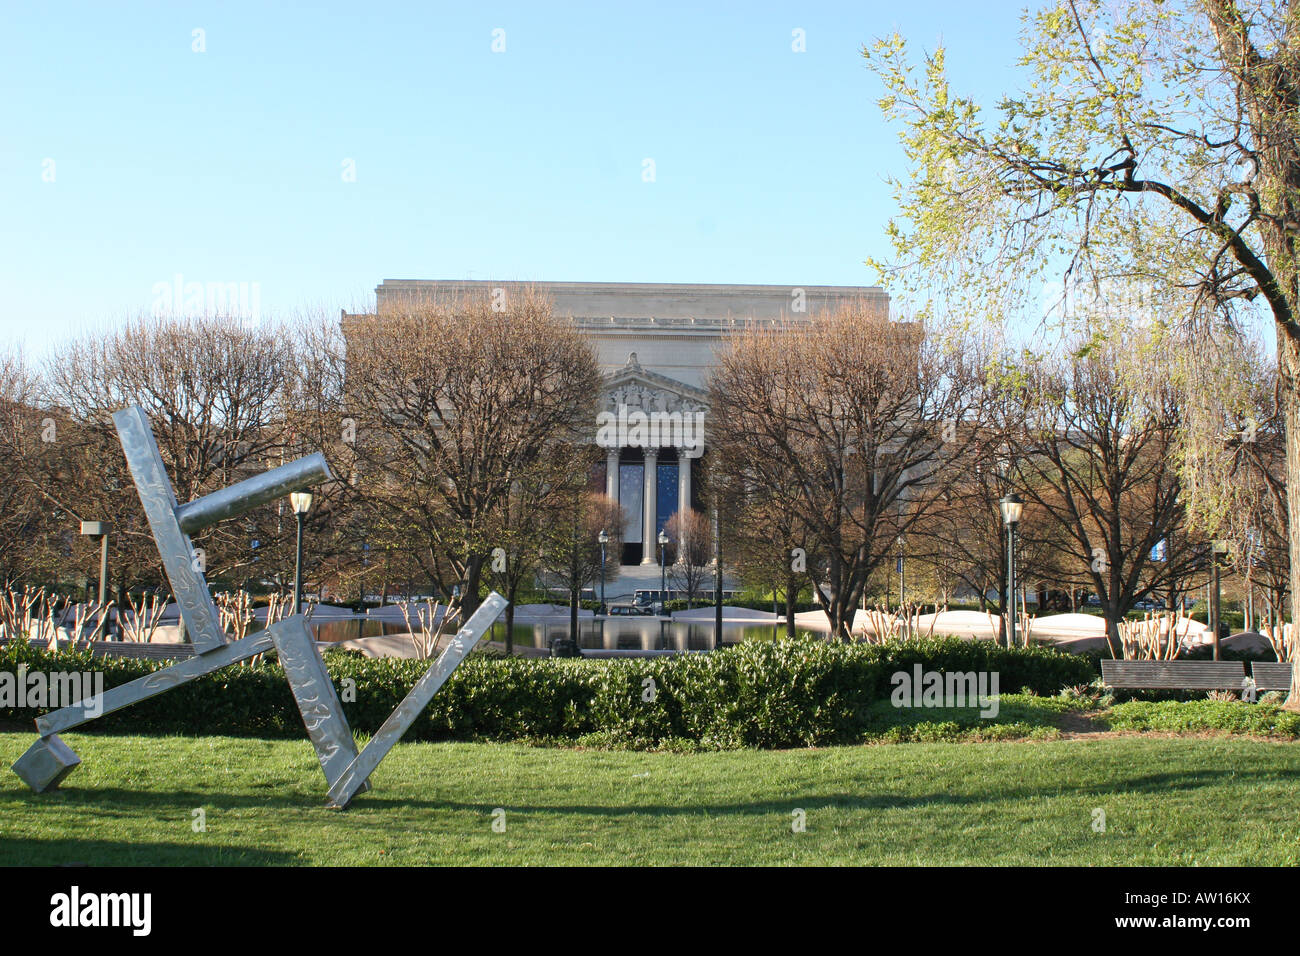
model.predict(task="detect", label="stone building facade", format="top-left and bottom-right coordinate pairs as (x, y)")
top-left (368, 280), bottom-right (888, 565)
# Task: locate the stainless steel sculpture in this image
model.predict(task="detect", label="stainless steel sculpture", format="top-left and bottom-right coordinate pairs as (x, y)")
top-left (11, 404), bottom-right (509, 807)
top-left (327, 592), bottom-right (508, 809)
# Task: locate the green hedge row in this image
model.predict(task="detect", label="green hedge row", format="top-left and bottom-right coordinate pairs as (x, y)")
top-left (0, 637), bottom-right (1094, 749)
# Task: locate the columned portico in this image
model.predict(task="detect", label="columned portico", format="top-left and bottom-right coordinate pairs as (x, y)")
top-left (597, 352), bottom-right (710, 565)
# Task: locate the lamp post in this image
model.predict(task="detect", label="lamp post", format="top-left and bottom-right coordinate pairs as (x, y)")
top-left (289, 491), bottom-right (313, 615)
top-left (713, 502), bottom-right (723, 650)
top-left (1000, 494), bottom-right (1024, 649)
top-left (657, 529), bottom-right (669, 616)
top-left (1210, 539), bottom-right (1228, 660)
top-left (897, 534), bottom-right (906, 607)
top-left (597, 529), bottom-right (609, 615)
top-left (80, 521), bottom-right (111, 639)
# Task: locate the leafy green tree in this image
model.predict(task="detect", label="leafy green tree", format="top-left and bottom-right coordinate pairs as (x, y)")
top-left (866, 0), bottom-right (1300, 703)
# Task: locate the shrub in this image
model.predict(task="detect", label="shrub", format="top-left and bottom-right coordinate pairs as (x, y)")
top-left (0, 635), bottom-right (1093, 749)
top-left (1103, 700), bottom-right (1300, 737)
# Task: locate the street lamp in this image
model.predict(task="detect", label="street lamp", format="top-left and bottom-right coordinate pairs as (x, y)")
top-left (897, 534), bottom-right (906, 608)
top-left (657, 529), bottom-right (670, 616)
top-left (289, 491), bottom-right (313, 615)
top-left (597, 529), bottom-right (609, 615)
top-left (80, 521), bottom-right (111, 639)
top-left (1210, 539), bottom-right (1228, 660)
top-left (1000, 494), bottom-right (1024, 649)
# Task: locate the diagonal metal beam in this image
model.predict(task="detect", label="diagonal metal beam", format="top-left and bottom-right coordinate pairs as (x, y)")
top-left (24, 617), bottom-right (363, 794)
top-left (13, 403), bottom-right (360, 802)
top-left (272, 616), bottom-right (366, 791)
top-left (326, 593), bottom-right (508, 810)
top-left (112, 406), bottom-right (226, 654)
top-left (35, 628), bottom-right (278, 737)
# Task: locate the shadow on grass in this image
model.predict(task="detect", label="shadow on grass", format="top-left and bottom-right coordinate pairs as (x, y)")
top-left (334, 767), bottom-right (1274, 816)
top-left (0, 837), bottom-right (299, 866)
top-left (0, 765), bottom-right (1265, 818)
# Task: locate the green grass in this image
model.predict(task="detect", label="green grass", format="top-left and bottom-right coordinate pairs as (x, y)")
top-left (858, 692), bottom-right (1083, 743)
top-left (2, 731), bottom-right (1299, 865)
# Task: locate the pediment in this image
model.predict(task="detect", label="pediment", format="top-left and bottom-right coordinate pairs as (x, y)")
top-left (603, 352), bottom-right (708, 414)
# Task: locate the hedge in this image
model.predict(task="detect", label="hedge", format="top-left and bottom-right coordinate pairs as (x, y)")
top-left (0, 637), bottom-right (1093, 749)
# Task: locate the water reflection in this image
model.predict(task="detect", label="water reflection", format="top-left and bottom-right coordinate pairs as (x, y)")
top-left (307, 616), bottom-right (814, 652)
top-left (508, 620), bottom-right (810, 651)
top-left (311, 619), bottom-right (405, 643)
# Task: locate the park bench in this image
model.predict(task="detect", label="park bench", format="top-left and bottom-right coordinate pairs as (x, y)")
top-left (1248, 662), bottom-right (1295, 693)
top-left (87, 641), bottom-right (196, 662)
top-left (1100, 659), bottom-right (1246, 690)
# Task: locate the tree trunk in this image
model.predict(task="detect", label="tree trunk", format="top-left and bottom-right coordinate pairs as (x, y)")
top-left (462, 554), bottom-right (483, 618)
top-left (785, 570), bottom-right (798, 639)
top-left (1281, 330), bottom-right (1300, 708)
top-left (504, 597), bottom-right (516, 656)
top-left (569, 585), bottom-right (579, 643)
top-left (826, 581), bottom-right (856, 642)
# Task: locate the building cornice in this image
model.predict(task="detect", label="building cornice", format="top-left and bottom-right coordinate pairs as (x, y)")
top-left (376, 279), bottom-right (885, 298)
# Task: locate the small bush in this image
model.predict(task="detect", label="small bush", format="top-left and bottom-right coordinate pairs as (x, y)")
top-left (1104, 700), bottom-right (1300, 738)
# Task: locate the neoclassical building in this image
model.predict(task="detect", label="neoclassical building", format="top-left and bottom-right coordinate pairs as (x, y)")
top-left (366, 280), bottom-right (887, 566)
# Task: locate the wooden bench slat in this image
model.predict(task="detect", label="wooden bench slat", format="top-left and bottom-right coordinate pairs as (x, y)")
top-left (88, 641), bottom-right (197, 661)
top-left (1250, 662), bottom-right (1294, 692)
top-left (1101, 660), bottom-right (1245, 689)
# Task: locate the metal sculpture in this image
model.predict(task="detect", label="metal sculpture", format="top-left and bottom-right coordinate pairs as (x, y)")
top-left (11, 405), bottom-right (508, 808)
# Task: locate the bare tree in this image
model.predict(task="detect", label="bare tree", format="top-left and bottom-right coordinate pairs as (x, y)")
top-left (39, 316), bottom-right (296, 595)
top-left (487, 449), bottom-right (595, 653)
top-left (539, 491), bottom-right (625, 644)
top-left (344, 288), bottom-right (601, 617)
top-left (663, 508), bottom-right (712, 608)
top-left (1007, 326), bottom-right (1198, 645)
top-left (719, 485), bottom-right (806, 638)
top-left (709, 305), bottom-right (986, 639)
top-left (910, 427), bottom-right (1073, 617)
top-left (0, 349), bottom-right (57, 588)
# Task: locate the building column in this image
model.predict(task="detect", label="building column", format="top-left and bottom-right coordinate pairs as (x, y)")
top-left (605, 448), bottom-right (619, 502)
top-left (641, 449), bottom-right (658, 564)
top-left (677, 452), bottom-right (692, 555)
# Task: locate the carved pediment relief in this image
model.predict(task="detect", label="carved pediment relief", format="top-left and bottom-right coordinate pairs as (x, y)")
top-left (603, 352), bottom-right (709, 414)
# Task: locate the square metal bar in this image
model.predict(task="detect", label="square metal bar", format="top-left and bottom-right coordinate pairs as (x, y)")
top-left (11, 734), bottom-right (81, 793)
top-left (326, 593), bottom-right (508, 809)
top-left (272, 615), bottom-right (366, 790)
top-left (112, 406), bottom-right (226, 654)
top-left (35, 629), bottom-right (276, 737)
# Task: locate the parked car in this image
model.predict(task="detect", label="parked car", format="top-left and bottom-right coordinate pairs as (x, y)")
top-left (1133, 599), bottom-right (1168, 612)
top-left (608, 603), bottom-right (651, 616)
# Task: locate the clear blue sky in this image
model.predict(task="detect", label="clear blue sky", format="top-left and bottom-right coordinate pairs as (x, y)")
top-left (0, 1), bottom-right (1035, 356)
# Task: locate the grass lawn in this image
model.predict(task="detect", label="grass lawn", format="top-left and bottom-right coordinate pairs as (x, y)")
top-left (2, 731), bottom-right (1299, 865)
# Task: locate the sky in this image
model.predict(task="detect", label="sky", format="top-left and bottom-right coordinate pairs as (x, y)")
top-left (0, 1), bottom-right (1038, 357)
